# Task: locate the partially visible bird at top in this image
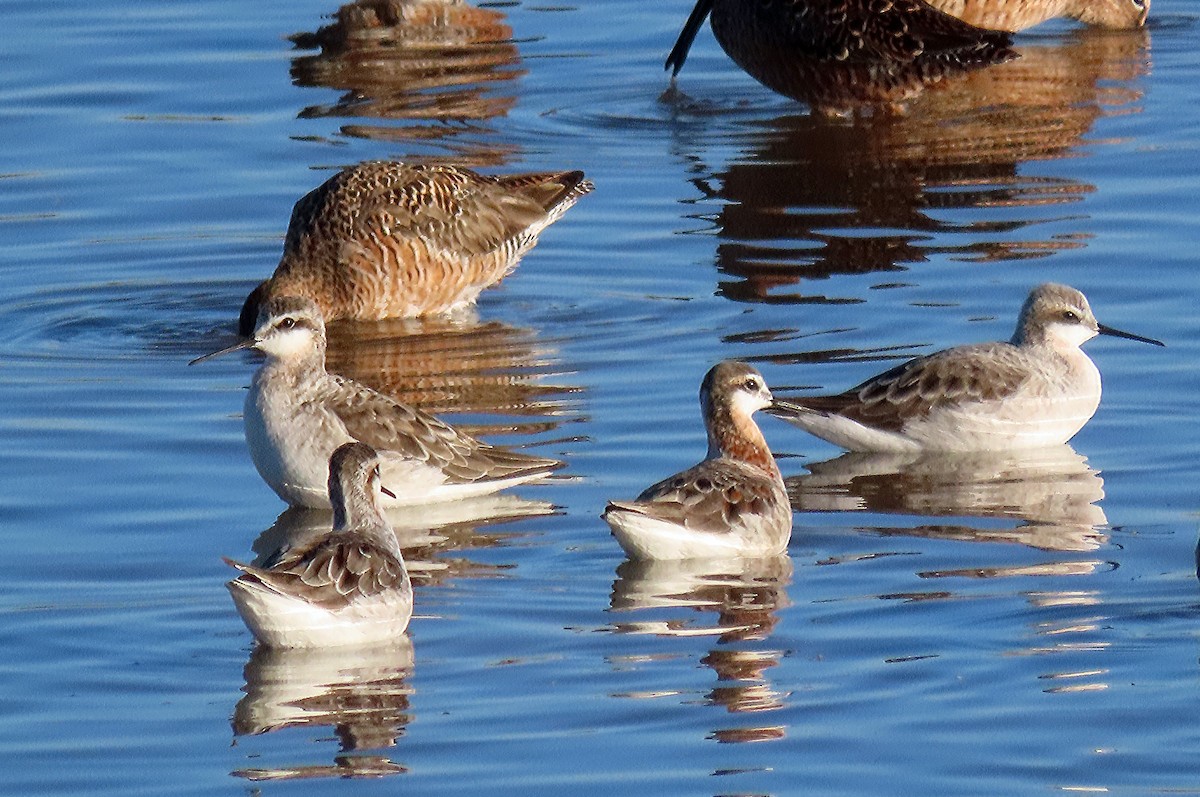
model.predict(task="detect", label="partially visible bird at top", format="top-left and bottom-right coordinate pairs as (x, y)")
top-left (924, 0), bottom-right (1148, 33)
top-left (239, 161), bottom-right (593, 336)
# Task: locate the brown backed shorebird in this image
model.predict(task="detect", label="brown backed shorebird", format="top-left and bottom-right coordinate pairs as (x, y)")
top-left (665, 0), bottom-right (1017, 109)
top-left (925, 0), bottom-right (1148, 32)
top-left (239, 161), bottom-right (592, 335)
top-left (225, 442), bottom-right (414, 648)
top-left (194, 296), bottom-right (563, 509)
top-left (603, 361), bottom-right (792, 560)
top-left (767, 284), bottom-right (1163, 453)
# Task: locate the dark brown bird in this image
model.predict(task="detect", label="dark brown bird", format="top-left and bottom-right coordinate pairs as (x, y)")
top-left (665, 0), bottom-right (1017, 110)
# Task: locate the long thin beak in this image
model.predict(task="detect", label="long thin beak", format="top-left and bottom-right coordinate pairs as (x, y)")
top-left (665, 0), bottom-right (714, 76)
top-left (380, 484), bottom-right (396, 499)
top-left (765, 399), bottom-right (806, 420)
top-left (1097, 323), bottom-right (1165, 347)
top-left (188, 337), bottom-right (256, 365)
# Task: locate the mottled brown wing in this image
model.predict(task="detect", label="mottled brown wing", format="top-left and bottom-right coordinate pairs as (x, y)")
top-left (236, 534), bottom-right (408, 612)
top-left (631, 459), bottom-right (780, 536)
top-left (325, 375), bottom-right (561, 483)
top-left (797, 342), bottom-right (1034, 432)
top-left (286, 163), bottom-right (584, 261)
top-left (776, 0), bottom-right (1011, 63)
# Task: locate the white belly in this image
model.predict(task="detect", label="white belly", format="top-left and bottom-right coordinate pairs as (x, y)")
top-left (244, 377), bottom-right (353, 508)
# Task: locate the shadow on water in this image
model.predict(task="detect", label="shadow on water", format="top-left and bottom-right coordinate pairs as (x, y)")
top-left (608, 556), bottom-right (793, 742)
top-left (290, 0), bottom-right (525, 164)
top-left (787, 443), bottom-right (1108, 554)
top-left (231, 639), bottom-right (414, 781)
top-left (672, 29), bottom-right (1149, 305)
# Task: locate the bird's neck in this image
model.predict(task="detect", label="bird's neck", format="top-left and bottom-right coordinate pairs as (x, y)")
top-left (333, 493), bottom-right (400, 555)
top-left (706, 406), bottom-right (781, 481)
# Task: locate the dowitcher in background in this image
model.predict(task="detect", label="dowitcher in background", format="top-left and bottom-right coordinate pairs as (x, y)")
top-left (225, 442), bottom-right (414, 648)
top-left (665, 0), bottom-right (1016, 110)
top-left (925, 0), bottom-right (1148, 32)
top-left (768, 283), bottom-right (1163, 453)
top-left (603, 361), bottom-right (792, 560)
top-left (194, 296), bottom-right (562, 509)
top-left (239, 161), bottom-right (592, 336)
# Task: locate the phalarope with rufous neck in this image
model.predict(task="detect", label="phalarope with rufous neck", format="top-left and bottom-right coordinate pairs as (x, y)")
top-left (767, 283), bottom-right (1164, 453)
top-left (603, 361), bottom-right (792, 560)
top-left (192, 295), bottom-right (562, 509)
top-left (224, 442), bottom-right (413, 648)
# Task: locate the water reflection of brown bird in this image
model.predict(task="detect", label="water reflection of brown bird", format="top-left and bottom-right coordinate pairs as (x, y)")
top-left (291, 0), bottom-right (525, 151)
top-left (926, 0), bottom-right (1148, 32)
top-left (232, 641), bottom-right (414, 781)
top-left (239, 161), bottom-right (592, 335)
top-left (666, 0), bottom-right (1016, 111)
top-left (786, 444), bottom-right (1107, 551)
top-left (323, 314), bottom-right (576, 430)
top-left (610, 557), bottom-right (792, 741)
top-left (691, 29), bottom-right (1148, 302)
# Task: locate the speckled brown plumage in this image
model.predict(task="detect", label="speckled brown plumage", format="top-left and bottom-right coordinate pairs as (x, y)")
top-left (240, 161), bottom-right (592, 335)
top-left (665, 0), bottom-right (1016, 110)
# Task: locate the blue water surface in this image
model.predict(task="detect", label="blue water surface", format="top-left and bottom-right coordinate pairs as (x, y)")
top-left (0, 0), bottom-right (1198, 793)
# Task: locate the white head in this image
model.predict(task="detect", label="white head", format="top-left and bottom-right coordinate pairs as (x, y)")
top-left (1012, 283), bottom-right (1162, 351)
top-left (249, 296), bottom-right (327, 362)
top-left (189, 295), bottom-right (329, 367)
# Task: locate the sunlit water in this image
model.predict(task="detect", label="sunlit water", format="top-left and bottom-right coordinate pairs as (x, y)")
top-left (1, 0), bottom-right (1199, 793)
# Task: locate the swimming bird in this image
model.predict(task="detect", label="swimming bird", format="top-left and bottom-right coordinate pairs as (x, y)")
top-left (193, 295), bottom-right (563, 509)
top-left (603, 361), bottom-right (792, 560)
top-left (239, 161), bottom-right (593, 336)
top-left (664, 0), bottom-right (1016, 109)
top-left (924, 0), bottom-right (1148, 33)
top-left (767, 283), bottom-right (1163, 453)
top-left (225, 442), bottom-right (414, 648)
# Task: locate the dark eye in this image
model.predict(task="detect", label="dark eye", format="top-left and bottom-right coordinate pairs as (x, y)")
top-left (1061, 310), bottom-right (1078, 322)
top-left (279, 317), bottom-right (296, 330)
top-left (745, 377), bottom-right (760, 392)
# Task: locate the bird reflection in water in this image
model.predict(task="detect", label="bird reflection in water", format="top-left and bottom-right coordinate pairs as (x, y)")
top-left (609, 556), bottom-right (791, 742)
top-left (787, 443), bottom-right (1107, 554)
top-left (231, 639), bottom-right (414, 781)
top-left (323, 314), bottom-right (578, 440)
top-left (290, 0), bottom-right (524, 162)
top-left (676, 29), bottom-right (1149, 304)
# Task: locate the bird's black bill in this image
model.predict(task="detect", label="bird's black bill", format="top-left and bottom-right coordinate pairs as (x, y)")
top-left (665, 0), bottom-right (714, 76)
top-left (380, 484), bottom-right (397, 499)
top-left (765, 399), bottom-right (806, 420)
top-left (1097, 323), bottom-right (1165, 347)
top-left (188, 337), bottom-right (256, 365)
